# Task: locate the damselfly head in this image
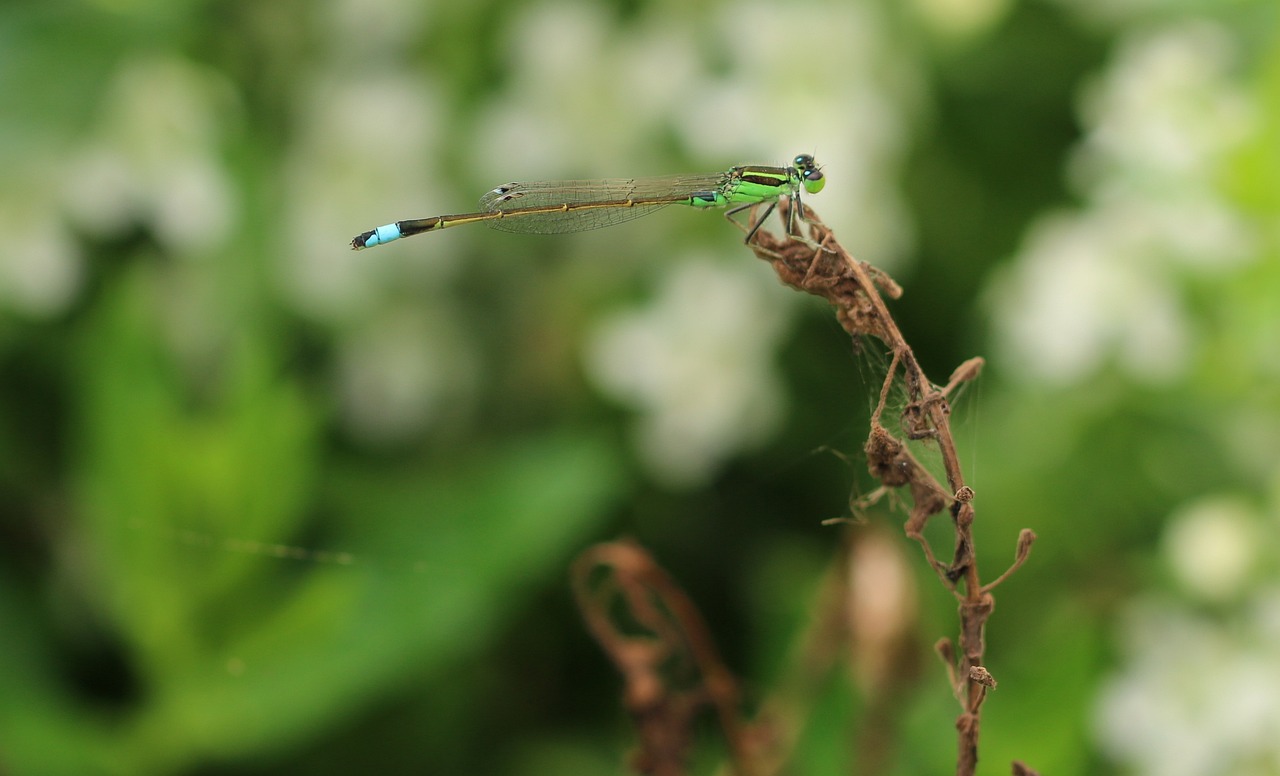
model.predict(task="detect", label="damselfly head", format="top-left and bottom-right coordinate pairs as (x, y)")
top-left (793, 153), bottom-right (825, 195)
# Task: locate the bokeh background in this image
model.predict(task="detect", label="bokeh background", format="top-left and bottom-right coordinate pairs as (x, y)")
top-left (2, 0), bottom-right (1278, 773)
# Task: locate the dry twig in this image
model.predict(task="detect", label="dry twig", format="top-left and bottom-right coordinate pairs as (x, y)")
top-left (572, 540), bottom-right (762, 776)
top-left (575, 200), bottom-right (1037, 775)
top-left (745, 199), bottom-right (1037, 775)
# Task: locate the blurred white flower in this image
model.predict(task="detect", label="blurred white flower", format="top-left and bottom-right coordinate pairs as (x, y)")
top-left (282, 70), bottom-right (447, 320)
top-left (60, 57), bottom-right (239, 256)
top-left (0, 184), bottom-right (83, 317)
top-left (473, 2), bottom-right (635, 179)
top-left (321, 0), bottom-right (433, 58)
top-left (908, 0), bottom-right (1013, 39)
top-left (990, 21), bottom-right (1258, 385)
top-left (1074, 23), bottom-right (1252, 188)
top-left (691, 0), bottom-right (918, 268)
top-left (1097, 478), bottom-right (1280, 774)
top-left (584, 258), bottom-right (794, 487)
top-left (475, 0), bottom-right (916, 268)
top-left (1095, 592), bottom-right (1280, 775)
top-left (989, 208), bottom-right (1192, 382)
top-left (1163, 496), bottom-right (1261, 602)
top-left (334, 308), bottom-right (480, 446)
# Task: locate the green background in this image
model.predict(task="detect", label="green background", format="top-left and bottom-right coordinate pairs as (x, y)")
top-left (1, 0), bottom-right (1278, 773)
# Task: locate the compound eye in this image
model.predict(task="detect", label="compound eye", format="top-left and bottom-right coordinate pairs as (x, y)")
top-left (802, 168), bottom-right (825, 194)
top-left (794, 153), bottom-right (814, 168)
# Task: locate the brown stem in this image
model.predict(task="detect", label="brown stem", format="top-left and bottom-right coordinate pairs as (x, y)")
top-left (572, 540), bottom-right (758, 776)
top-left (574, 199), bottom-right (1040, 774)
top-left (745, 200), bottom-right (1035, 775)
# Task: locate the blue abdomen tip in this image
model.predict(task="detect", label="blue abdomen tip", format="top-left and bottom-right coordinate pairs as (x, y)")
top-left (368, 223), bottom-right (402, 247)
top-left (354, 223), bottom-right (403, 249)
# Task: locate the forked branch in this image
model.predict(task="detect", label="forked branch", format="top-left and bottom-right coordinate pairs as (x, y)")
top-left (575, 200), bottom-right (1037, 775)
top-left (745, 200), bottom-right (1037, 776)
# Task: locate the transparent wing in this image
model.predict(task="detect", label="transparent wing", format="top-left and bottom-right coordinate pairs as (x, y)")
top-left (476, 172), bottom-right (731, 234)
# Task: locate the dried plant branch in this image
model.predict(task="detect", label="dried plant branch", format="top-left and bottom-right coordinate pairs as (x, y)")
top-left (744, 200), bottom-right (1037, 776)
top-left (571, 540), bottom-right (760, 776)
top-left (576, 200), bottom-right (1037, 775)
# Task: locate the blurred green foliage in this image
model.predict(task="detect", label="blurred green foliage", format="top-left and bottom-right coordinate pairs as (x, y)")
top-left (1, 0), bottom-right (1277, 774)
